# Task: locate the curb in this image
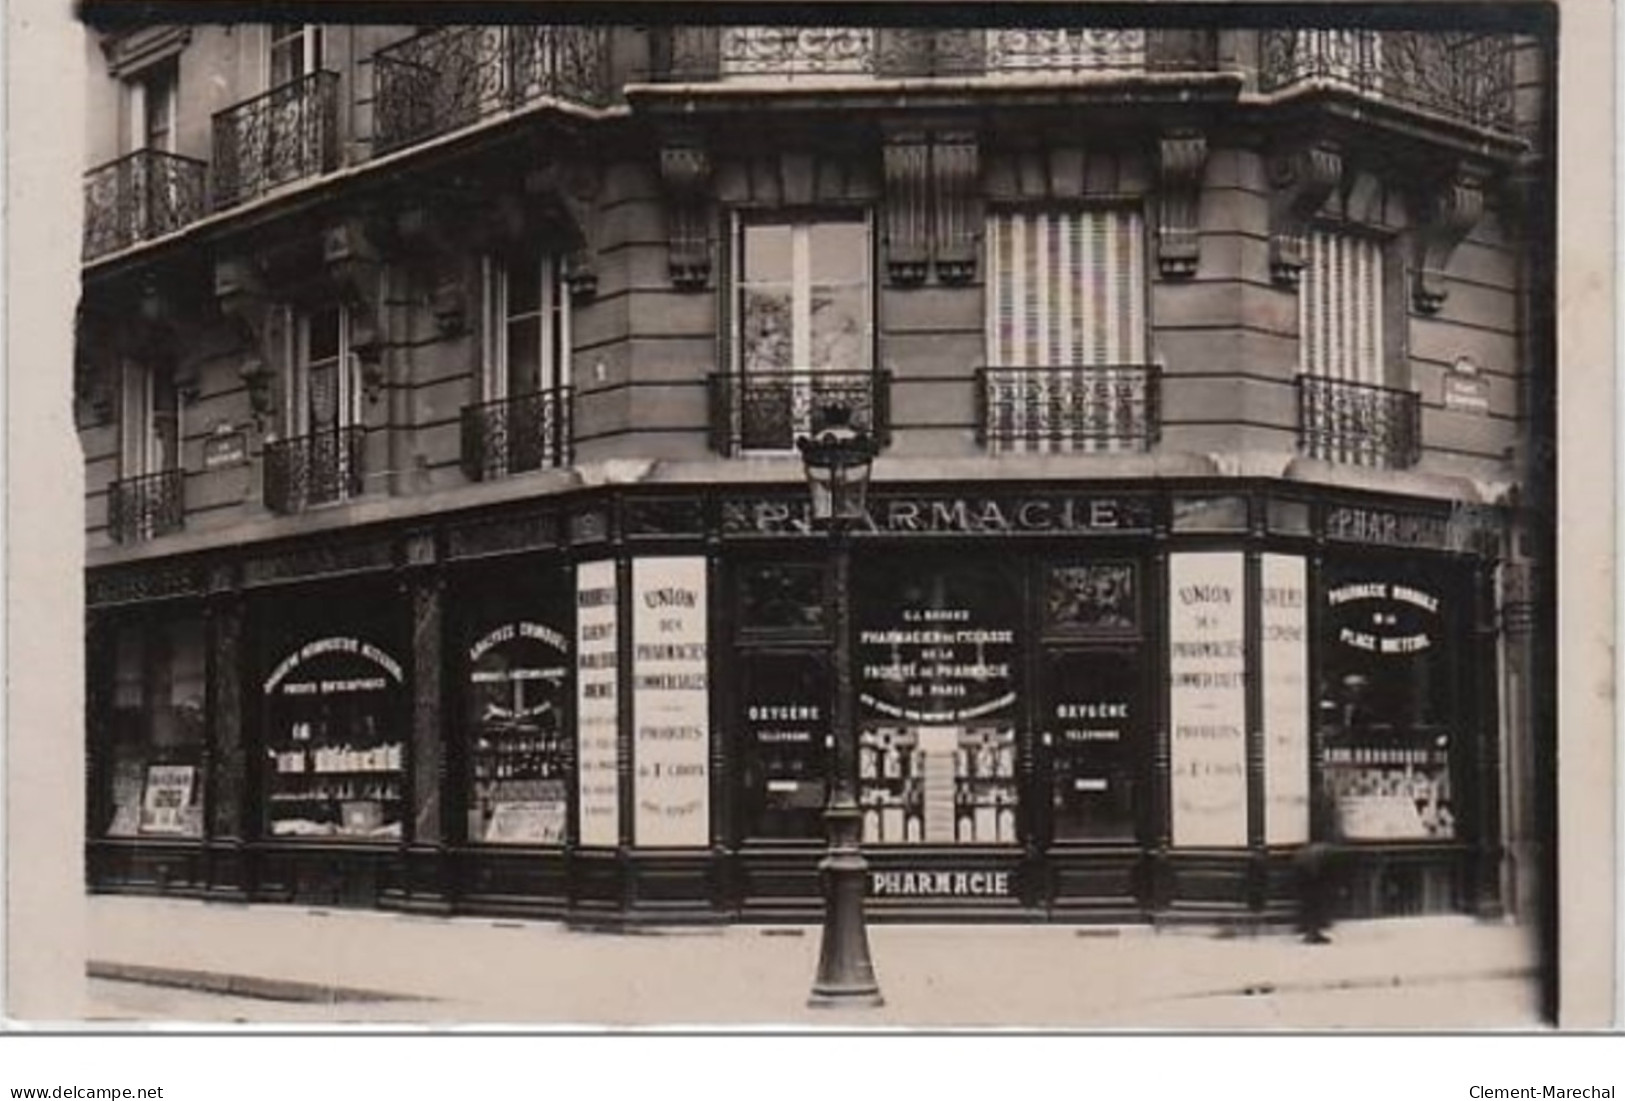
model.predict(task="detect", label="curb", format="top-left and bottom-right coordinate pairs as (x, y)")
top-left (88, 960), bottom-right (424, 1005)
top-left (1177, 965), bottom-right (1539, 1003)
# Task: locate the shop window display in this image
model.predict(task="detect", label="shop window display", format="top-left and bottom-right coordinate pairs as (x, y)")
top-left (105, 618), bottom-right (206, 838)
top-left (466, 620), bottom-right (572, 844)
top-left (1318, 564), bottom-right (1461, 841)
top-left (262, 636), bottom-right (407, 840)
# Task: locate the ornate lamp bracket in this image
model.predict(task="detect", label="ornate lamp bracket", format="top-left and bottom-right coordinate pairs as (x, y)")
top-left (659, 137), bottom-right (714, 290)
top-left (1267, 140), bottom-right (1343, 288)
top-left (1412, 164), bottom-right (1488, 314)
top-left (1156, 130), bottom-right (1208, 278)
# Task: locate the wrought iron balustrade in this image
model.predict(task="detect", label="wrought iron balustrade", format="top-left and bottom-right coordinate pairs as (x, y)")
top-left (82, 150), bottom-right (208, 261)
top-left (107, 469), bottom-right (186, 543)
top-left (1297, 374), bottom-right (1421, 470)
top-left (718, 27), bottom-right (879, 79)
top-left (264, 426), bottom-right (366, 513)
top-left (983, 29), bottom-right (1148, 72)
top-left (460, 388), bottom-right (574, 481)
top-left (709, 371), bottom-right (891, 455)
top-left (976, 365), bottom-right (1160, 454)
top-left (211, 70), bottom-right (340, 210)
top-left (1259, 29), bottom-right (1516, 133)
top-left (373, 26), bottom-right (611, 153)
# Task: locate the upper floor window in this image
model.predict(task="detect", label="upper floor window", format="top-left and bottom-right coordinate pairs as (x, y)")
top-left (1299, 227), bottom-right (1385, 385)
top-left (270, 23), bottom-right (324, 87)
top-left (983, 208), bottom-right (1153, 454)
top-left (286, 303), bottom-right (361, 436)
top-left (482, 253), bottom-right (571, 401)
top-left (737, 216), bottom-right (872, 375)
top-left (119, 361), bottom-right (180, 478)
top-left (126, 59), bottom-right (178, 154)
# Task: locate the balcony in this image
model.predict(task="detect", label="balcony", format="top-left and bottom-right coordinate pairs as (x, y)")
top-left (460, 389), bottom-right (574, 481)
top-left (655, 26), bottom-right (1214, 82)
top-left (976, 365), bottom-right (1161, 455)
top-left (264, 426), bottom-right (366, 514)
top-left (107, 469), bottom-right (185, 543)
top-left (82, 150), bottom-right (208, 261)
top-left (1297, 375), bottom-right (1421, 470)
top-left (1259, 30), bottom-right (1516, 134)
top-left (373, 26), bottom-right (612, 154)
top-left (211, 71), bottom-right (340, 210)
top-left (709, 371), bottom-right (891, 456)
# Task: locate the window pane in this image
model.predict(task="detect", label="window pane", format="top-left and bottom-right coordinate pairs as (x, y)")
top-left (742, 223), bottom-right (793, 282)
top-left (306, 306), bottom-right (341, 363)
top-left (808, 221), bottom-right (867, 283)
top-left (740, 652), bottom-right (829, 840)
top-left (741, 288), bottom-right (794, 372)
top-left (809, 284), bottom-right (866, 371)
top-left (507, 316), bottom-right (542, 393)
top-left (1048, 649), bottom-right (1140, 842)
top-left (505, 256), bottom-right (541, 318)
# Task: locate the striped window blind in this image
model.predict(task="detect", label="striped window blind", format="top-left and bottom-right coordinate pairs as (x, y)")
top-left (985, 208), bottom-right (1149, 453)
top-left (1299, 229), bottom-right (1385, 385)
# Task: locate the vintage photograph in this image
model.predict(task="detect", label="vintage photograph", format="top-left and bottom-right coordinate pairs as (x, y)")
top-left (15, 0), bottom-right (1595, 1033)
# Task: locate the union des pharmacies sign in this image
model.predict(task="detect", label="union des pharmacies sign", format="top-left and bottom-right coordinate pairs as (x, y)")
top-left (722, 492), bottom-right (1155, 538)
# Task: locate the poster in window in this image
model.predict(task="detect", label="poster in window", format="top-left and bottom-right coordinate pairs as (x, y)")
top-left (139, 764), bottom-right (196, 835)
top-left (631, 557), bottom-right (710, 848)
top-left (1168, 552), bottom-right (1247, 848)
top-left (1261, 554), bottom-right (1310, 845)
top-left (576, 560), bottom-right (620, 847)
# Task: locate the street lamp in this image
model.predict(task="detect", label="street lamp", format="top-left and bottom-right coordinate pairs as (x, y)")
top-left (797, 403), bottom-right (883, 1008)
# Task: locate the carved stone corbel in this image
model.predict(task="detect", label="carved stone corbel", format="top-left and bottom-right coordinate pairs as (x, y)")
top-left (1156, 130), bottom-right (1208, 279)
top-left (526, 158), bottom-right (604, 301)
top-left (322, 218), bottom-right (386, 385)
top-left (1267, 140), bottom-right (1343, 287)
top-left (659, 139), bottom-right (714, 290)
top-left (932, 132), bottom-right (981, 285)
top-left (882, 130), bottom-right (931, 286)
top-left (73, 305), bottom-right (116, 429)
top-left (1411, 165), bottom-right (1487, 314)
top-left (213, 254), bottom-right (276, 425)
top-left (380, 202), bottom-right (474, 338)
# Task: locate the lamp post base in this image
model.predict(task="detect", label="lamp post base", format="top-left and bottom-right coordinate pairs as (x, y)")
top-left (807, 807), bottom-right (883, 1009)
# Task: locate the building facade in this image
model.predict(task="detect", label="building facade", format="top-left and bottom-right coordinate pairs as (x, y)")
top-left (78, 17), bottom-right (1554, 924)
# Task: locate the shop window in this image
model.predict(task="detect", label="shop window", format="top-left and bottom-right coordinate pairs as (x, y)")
top-left (465, 617), bottom-right (572, 845)
top-left (262, 633), bottom-right (407, 841)
top-left (1318, 563), bottom-right (1461, 842)
top-left (739, 652), bottom-right (829, 840)
top-left (104, 618), bottom-right (206, 839)
top-left (730, 214), bottom-right (874, 451)
top-left (983, 208), bottom-right (1151, 454)
top-left (854, 556), bottom-right (1022, 846)
top-left (1299, 227), bottom-right (1386, 387)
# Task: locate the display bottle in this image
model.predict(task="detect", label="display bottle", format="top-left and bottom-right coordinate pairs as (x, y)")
top-left (883, 742), bottom-right (901, 779)
top-left (864, 806), bottom-right (880, 845)
top-left (905, 811), bottom-right (922, 844)
top-left (997, 804), bottom-right (1016, 844)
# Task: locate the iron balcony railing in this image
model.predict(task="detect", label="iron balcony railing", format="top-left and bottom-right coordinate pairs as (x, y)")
top-left (460, 388), bottom-right (574, 481)
top-left (976, 365), bottom-right (1161, 455)
top-left (264, 426), bottom-right (366, 514)
top-left (709, 371), bottom-right (892, 456)
top-left (107, 469), bottom-right (186, 543)
top-left (82, 149), bottom-right (209, 261)
top-left (1297, 375), bottom-right (1421, 470)
top-left (1258, 30), bottom-right (1516, 133)
top-left (373, 25), bottom-right (612, 153)
top-left (657, 26), bottom-right (1214, 81)
top-left (211, 70), bottom-right (340, 210)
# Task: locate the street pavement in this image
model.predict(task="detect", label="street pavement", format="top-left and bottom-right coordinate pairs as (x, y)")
top-left (77, 896), bottom-right (1545, 1029)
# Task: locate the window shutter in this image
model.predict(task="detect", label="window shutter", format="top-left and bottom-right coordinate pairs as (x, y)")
top-left (1301, 228), bottom-right (1384, 386)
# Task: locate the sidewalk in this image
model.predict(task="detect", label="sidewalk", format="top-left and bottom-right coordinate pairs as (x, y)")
top-left (83, 896), bottom-right (1543, 1028)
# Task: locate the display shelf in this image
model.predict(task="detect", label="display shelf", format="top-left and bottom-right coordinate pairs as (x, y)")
top-left (859, 725), bottom-right (1019, 845)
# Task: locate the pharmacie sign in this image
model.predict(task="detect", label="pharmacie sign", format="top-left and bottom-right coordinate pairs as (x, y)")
top-left (723, 492), bottom-right (1154, 537)
top-left (1327, 580), bottom-right (1441, 655)
top-left (870, 869), bottom-right (1014, 898)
